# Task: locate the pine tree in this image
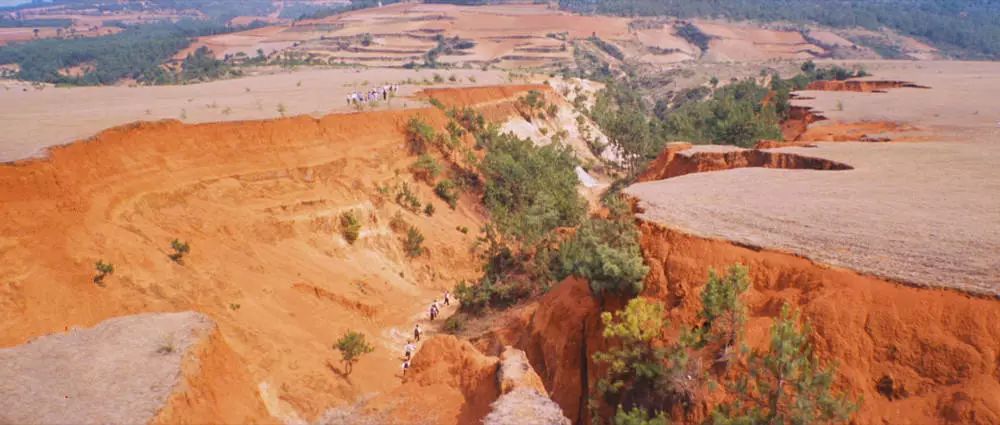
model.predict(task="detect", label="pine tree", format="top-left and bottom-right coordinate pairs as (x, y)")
top-left (711, 305), bottom-right (859, 425)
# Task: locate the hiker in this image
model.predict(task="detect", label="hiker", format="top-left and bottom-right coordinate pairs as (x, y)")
top-left (443, 291), bottom-right (450, 306)
top-left (429, 304), bottom-right (438, 321)
top-left (404, 340), bottom-right (416, 361)
top-left (413, 323), bottom-right (422, 341)
top-left (402, 359), bottom-right (410, 376)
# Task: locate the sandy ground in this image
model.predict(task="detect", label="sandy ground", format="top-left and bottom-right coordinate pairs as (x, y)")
top-left (627, 60), bottom-right (1000, 296)
top-left (0, 312), bottom-right (212, 424)
top-left (0, 67), bottom-right (505, 162)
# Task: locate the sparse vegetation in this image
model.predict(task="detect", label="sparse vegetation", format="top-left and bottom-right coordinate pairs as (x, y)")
top-left (395, 182), bottom-right (423, 212)
top-left (587, 264), bottom-right (860, 425)
top-left (443, 315), bottom-right (464, 333)
top-left (403, 226), bottom-right (426, 257)
top-left (340, 210), bottom-right (362, 244)
top-left (423, 202), bottom-right (436, 216)
top-left (405, 116), bottom-right (436, 154)
top-left (410, 154), bottom-right (442, 183)
top-left (169, 239), bottom-right (190, 263)
top-left (434, 179), bottom-right (459, 209)
top-left (94, 260), bottom-right (114, 285)
top-left (334, 330), bottom-right (374, 375)
top-left (156, 333), bottom-right (176, 355)
top-left (711, 305), bottom-right (859, 424)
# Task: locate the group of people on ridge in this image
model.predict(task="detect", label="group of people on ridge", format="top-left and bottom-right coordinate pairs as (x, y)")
top-left (401, 291), bottom-right (451, 376)
top-left (347, 84), bottom-right (398, 106)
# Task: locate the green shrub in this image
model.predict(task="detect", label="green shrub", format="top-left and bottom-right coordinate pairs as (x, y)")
top-left (556, 217), bottom-right (648, 297)
top-left (334, 330), bottom-right (374, 375)
top-left (405, 116), bottom-right (436, 154)
top-left (612, 406), bottom-right (668, 425)
top-left (698, 264), bottom-right (750, 351)
top-left (479, 134), bottom-right (585, 244)
top-left (434, 179), bottom-right (459, 209)
top-left (395, 182), bottom-right (422, 212)
top-left (424, 202), bottom-right (436, 216)
top-left (710, 305), bottom-right (860, 424)
top-left (94, 260), bottom-right (114, 285)
top-left (546, 103), bottom-right (559, 118)
top-left (340, 210), bottom-right (362, 244)
top-left (593, 298), bottom-right (669, 414)
top-left (410, 154), bottom-right (441, 183)
top-left (443, 315), bottom-right (464, 333)
top-left (169, 239), bottom-right (190, 263)
top-left (403, 226), bottom-right (425, 257)
top-left (389, 211), bottom-right (408, 233)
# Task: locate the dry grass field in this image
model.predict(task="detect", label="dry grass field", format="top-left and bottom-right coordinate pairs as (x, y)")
top-left (0, 67), bottom-right (505, 162)
top-left (627, 60), bottom-right (1000, 296)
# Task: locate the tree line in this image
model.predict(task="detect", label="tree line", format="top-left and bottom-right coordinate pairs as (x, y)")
top-left (0, 20), bottom-right (261, 85)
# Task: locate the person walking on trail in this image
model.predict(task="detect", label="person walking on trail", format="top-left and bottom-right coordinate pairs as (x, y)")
top-left (402, 359), bottom-right (411, 376)
top-left (443, 291), bottom-right (451, 306)
top-left (429, 301), bottom-right (439, 321)
top-left (413, 324), bottom-right (422, 341)
top-left (404, 340), bottom-right (416, 361)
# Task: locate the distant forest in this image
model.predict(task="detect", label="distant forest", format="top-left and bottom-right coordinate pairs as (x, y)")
top-left (559, 0), bottom-right (1000, 59)
top-left (0, 20), bottom-right (258, 85)
top-left (0, 0), bottom-right (387, 85)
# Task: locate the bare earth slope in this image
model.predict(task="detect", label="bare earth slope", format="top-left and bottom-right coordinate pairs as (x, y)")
top-left (0, 85), bottom-right (559, 422)
top-left (627, 61), bottom-right (1000, 296)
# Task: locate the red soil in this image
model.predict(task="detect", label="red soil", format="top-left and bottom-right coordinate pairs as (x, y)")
top-left (489, 223), bottom-right (1000, 425)
top-left (376, 335), bottom-right (501, 425)
top-left (637, 223), bottom-right (1000, 424)
top-left (152, 323), bottom-right (270, 424)
top-left (636, 143), bottom-right (851, 183)
top-left (0, 85), bottom-right (544, 422)
top-left (806, 80), bottom-right (929, 92)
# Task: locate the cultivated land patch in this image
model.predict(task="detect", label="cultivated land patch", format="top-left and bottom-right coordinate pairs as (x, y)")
top-left (626, 61), bottom-right (1000, 296)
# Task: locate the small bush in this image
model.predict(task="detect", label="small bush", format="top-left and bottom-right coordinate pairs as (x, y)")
top-left (403, 226), bottom-right (426, 257)
top-left (395, 182), bottom-right (422, 212)
top-left (389, 211), bottom-right (408, 233)
top-left (334, 330), bottom-right (374, 375)
top-left (340, 210), bottom-right (362, 244)
top-left (410, 154), bottom-right (441, 183)
top-left (169, 239), bottom-right (190, 263)
top-left (94, 260), bottom-right (114, 285)
top-left (443, 315), bottom-right (464, 334)
top-left (156, 333), bottom-right (176, 355)
top-left (457, 225), bottom-right (469, 234)
top-left (434, 179), bottom-right (459, 209)
top-left (424, 202), bottom-right (435, 216)
top-left (405, 117), bottom-right (436, 154)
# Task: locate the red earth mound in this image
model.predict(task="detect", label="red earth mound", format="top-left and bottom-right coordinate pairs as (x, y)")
top-left (806, 80), bottom-right (929, 92)
top-left (376, 335), bottom-right (501, 425)
top-left (489, 223), bottom-right (1000, 425)
top-left (0, 84), bottom-right (545, 422)
top-left (636, 143), bottom-right (851, 182)
top-left (637, 222), bottom-right (1000, 424)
